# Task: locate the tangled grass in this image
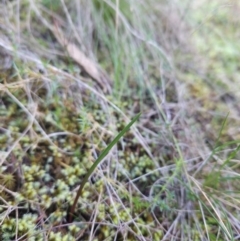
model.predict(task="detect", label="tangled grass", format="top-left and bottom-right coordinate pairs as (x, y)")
top-left (0, 0), bottom-right (240, 240)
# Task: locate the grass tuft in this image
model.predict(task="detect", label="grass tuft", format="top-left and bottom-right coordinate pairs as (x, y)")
top-left (0, 0), bottom-right (240, 240)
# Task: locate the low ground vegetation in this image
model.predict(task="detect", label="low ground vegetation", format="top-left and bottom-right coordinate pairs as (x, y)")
top-left (0, 0), bottom-right (240, 240)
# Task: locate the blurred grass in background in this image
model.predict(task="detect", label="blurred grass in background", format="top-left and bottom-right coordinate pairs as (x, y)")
top-left (0, 0), bottom-right (240, 240)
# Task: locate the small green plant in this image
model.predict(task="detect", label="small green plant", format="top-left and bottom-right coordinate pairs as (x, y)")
top-left (68, 112), bottom-right (141, 222)
top-left (0, 173), bottom-right (15, 190)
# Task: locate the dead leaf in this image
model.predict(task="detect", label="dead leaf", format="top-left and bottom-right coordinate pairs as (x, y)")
top-left (52, 21), bottom-right (112, 93)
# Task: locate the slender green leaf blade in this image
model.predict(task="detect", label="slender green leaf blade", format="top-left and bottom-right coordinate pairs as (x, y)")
top-left (68, 112), bottom-right (141, 222)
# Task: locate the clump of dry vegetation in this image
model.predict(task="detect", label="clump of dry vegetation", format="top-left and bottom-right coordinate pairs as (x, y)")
top-left (0, 0), bottom-right (240, 240)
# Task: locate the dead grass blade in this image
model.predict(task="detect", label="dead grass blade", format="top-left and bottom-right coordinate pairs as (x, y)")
top-left (52, 20), bottom-right (112, 93)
